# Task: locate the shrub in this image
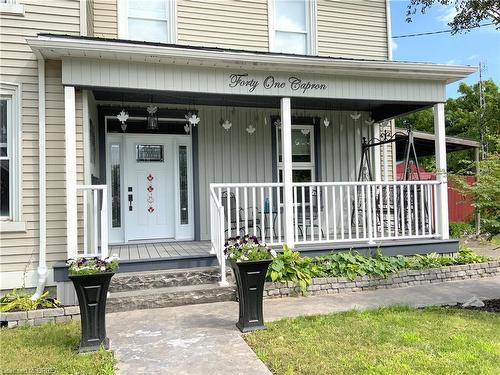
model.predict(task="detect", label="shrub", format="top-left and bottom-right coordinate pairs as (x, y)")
top-left (267, 245), bottom-right (318, 293)
top-left (449, 221), bottom-right (475, 238)
top-left (0, 289), bottom-right (60, 312)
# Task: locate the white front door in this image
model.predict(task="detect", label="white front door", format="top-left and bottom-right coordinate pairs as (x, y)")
top-left (124, 135), bottom-right (175, 241)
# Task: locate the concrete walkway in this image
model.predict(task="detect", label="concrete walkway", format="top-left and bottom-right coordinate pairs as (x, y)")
top-left (107, 277), bottom-right (500, 375)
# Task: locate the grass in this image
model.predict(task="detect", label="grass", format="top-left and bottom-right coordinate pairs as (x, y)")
top-left (244, 306), bottom-right (500, 375)
top-left (0, 320), bottom-right (115, 375)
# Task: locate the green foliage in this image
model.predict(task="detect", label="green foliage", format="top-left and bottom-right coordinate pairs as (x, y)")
top-left (451, 149), bottom-right (500, 237)
top-left (395, 80), bottom-right (500, 173)
top-left (405, 0), bottom-right (500, 34)
top-left (314, 250), bottom-right (407, 280)
top-left (267, 245), bottom-right (318, 293)
top-left (269, 247), bottom-right (491, 283)
top-left (449, 221), bottom-right (475, 238)
top-left (0, 289), bottom-right (60, 312)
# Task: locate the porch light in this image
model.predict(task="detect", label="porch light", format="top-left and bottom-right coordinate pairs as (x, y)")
top-left (147, 105), bottom-right (158, 130)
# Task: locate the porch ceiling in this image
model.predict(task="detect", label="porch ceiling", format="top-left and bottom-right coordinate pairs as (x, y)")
top-left (92, 89), bottom-right (430, 122)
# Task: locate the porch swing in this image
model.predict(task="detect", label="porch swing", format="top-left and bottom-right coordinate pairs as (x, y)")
top-left (351, 124), bottom-right (432, 236)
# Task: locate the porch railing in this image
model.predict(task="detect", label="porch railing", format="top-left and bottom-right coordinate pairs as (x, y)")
top-left (78, 185), bottom-right (108, 259)
top-left (209, 180), bottom-right (440, 259)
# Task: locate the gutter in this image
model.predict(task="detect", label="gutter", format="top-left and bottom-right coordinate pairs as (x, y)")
top-left (31, 51), bottom-right (47, 300)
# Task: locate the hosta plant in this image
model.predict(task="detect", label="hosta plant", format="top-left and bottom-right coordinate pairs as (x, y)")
top-left (0, 289), bottom-right (60, 312)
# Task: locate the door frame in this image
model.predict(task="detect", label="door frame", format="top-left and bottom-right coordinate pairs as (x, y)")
top-left (104, 116), bottom-right (194, 244)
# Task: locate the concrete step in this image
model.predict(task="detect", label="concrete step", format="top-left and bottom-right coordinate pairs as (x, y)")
top-left (106, 283), bottom-right (237, 312)
top-left (109, 267), bottom-right (230, 292)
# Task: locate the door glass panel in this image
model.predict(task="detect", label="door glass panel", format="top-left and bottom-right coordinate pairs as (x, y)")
top-left (110, 144), bottom-right (121, 228)
top-left (136, 145), bottom-right (164, 162)
top-left (179, 145), bottom-right (188, 225)
top-left (278, 128), bottom-right (312, 163)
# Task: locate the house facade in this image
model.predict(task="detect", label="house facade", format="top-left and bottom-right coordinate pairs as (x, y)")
top-left (0, 0), bottom-right (474, 297)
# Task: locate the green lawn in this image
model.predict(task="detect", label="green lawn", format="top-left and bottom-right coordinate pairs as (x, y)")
top-left (0, 320), bottom-right (115, 375)
top-left (245, 306), bottom-right (500, 375)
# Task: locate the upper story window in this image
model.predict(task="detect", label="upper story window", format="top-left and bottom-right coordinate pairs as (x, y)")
top-left (119, 0), bottom-right (176, 43)
top-left (269, 0), bottom-right (317, 55)
top-left (0, 0), bottom-right (25, 15)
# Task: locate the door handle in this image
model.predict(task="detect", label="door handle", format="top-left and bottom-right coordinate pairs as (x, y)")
top-left (128, 187), bottom-right (133, 211)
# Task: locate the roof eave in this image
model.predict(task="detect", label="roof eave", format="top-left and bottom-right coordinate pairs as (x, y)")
top-left (26, 35), bottom-right (477, 84)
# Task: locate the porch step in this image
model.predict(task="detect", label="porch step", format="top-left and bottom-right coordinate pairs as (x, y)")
top-left (109, 266), bottom-right (231, 292)
top-left (106, 283), bottom-right (237, 313)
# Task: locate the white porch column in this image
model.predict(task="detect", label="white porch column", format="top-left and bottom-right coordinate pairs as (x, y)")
top-left (280, 97), bottom-right (295, 248)
top-left (433, 103), bottom-right (449, 240)
top-left (64, 86), bottom-right (78, 258)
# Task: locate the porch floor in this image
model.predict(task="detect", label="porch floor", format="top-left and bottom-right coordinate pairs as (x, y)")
top-left (109, 240), bottom-right (212, 261)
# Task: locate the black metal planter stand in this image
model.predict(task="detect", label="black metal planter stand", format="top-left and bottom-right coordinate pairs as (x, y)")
top-left (69, 272), bottom-right (114, 353)
top-left (230, 259), bottom-right (272, 333)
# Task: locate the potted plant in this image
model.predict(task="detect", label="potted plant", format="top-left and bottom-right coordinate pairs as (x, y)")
top-left (67, 255), bottom-right (119, 353)
top-left (225, 235), bottom-right (276, 332)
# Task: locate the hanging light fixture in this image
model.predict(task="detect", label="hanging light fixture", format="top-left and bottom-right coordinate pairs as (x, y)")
top-left (116, 93), bottom-right (129, 132)
top-left (146, 104), bottom-right (158, 130)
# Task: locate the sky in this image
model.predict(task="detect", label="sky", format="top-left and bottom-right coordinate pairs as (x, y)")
top-left (389, 0), bottom-right (500, 98)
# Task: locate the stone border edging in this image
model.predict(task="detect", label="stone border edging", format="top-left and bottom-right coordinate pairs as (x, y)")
top-left (0, 306), bottom-right (80, 328)
top-left (264, 261), bottom-right (500, 298)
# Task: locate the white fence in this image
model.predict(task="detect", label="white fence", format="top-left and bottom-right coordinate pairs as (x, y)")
top-left (78, 185), bottom-right (108, 259)
top-left (210, 180), bottom-right (440, 256)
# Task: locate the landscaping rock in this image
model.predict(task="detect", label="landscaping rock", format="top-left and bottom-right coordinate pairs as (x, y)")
top-left (462, 296), bottom-right (485, 308)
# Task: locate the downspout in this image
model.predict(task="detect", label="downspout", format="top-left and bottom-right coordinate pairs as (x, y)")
top-left (31, 52), bottom-right (47, 300)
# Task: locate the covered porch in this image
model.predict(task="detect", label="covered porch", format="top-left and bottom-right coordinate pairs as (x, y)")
top-left (27, 35), bottom-right (475, 286)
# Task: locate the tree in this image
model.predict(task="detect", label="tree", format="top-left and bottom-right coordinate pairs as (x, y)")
top-left (395, 79), bottom-right (500, 172)
top-left (406, 0), bottom-right (500, 34)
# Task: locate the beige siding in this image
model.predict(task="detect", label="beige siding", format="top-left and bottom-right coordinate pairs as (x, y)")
top-left (0, 1), bottom-right (84, 280)
top-left (93, 0), bottom-right (117, 38)
top-left (176, 0), bottom-right (269, 51)
top-left (317, 0), bottom-right (389, 60)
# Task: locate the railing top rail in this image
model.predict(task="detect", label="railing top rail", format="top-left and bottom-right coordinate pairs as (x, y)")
top-left (77, 184), bottom-right (108, 190)
top-left (210, 182), bottom-right (284, 188)
top-left (292, 180), bottom-right (440, 187)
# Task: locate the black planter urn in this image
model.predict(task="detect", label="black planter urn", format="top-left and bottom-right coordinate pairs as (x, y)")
top-left (69, 272), bottom-right (114, 353)
top-left (230, 259), bottom-right (272, 333)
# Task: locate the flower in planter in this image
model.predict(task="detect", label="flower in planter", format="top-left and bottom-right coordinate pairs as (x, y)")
top-left (67, 255), bottom-right (119, 276)
top-left (224, 235), bottom-right (276, 262)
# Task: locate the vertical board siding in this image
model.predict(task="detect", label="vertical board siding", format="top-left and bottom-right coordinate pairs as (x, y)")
top-left (0, 1), bottom-right (83, 276)
top-left (93, 0), bottom-right (117, 38)
top-left (177, 0), bottom-right (269, 51)
top-left (317, 0), bottom-right (389, 60)
top-left (197, 106), bottom-right (371, 240)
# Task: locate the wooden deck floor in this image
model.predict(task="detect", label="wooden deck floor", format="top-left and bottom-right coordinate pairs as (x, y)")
top-left (109, 240), bottom-right (212, 261)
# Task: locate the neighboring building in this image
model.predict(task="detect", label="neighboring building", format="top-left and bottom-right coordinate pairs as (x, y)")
top-left (0, 0), bottom-right (474, 299)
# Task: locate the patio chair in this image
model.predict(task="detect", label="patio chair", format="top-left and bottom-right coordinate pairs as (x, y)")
top-left (221, 191), bottom-right (261, 238)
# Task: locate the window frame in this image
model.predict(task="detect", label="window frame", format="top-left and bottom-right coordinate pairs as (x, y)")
top-left (118, 0), bottom-right (177, 44)
top-left (268, 0), bottom-right (317, 55)
top-left (0, 0), bottom-right (24, 16)
top-left (0, 82), bottom-right (22, 225)
top-left (276, 124), bottom-right (316, 182)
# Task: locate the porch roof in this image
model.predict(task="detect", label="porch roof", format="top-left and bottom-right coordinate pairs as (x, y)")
top-left (27, 35), bottom-right (476, 120)
top-left (28, 34), bottom-right (475, 83)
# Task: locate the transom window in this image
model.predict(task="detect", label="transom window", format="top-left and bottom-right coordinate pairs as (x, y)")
top-left (277, 125), bottom-right (315, 182)
top-left (270, 0), bottom-right (316, 55)
top-left (122, 0), bottom-right (175, 43)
